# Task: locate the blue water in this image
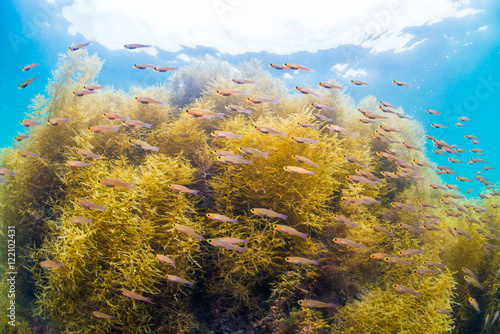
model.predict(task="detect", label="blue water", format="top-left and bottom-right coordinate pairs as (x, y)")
top-left (1, 0), bottom-right (499, 196)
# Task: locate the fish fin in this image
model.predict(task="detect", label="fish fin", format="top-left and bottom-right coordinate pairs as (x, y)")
top-left (263, 152), bottom-right (269, 159)
top-left (239, 247), bottom-right (247, 254)
top-left (245, 110), bottom-right (252, 114)
top-left (244, 160), bottom-right (253, 165)
top-left (160, 102), bottom-right (167, 106)
top-left (187, 282), bottom-right (194, 286)
top-left (273, 99), bottom-right (280, 103)
top-left (66, 118), bottom-right (71, 122)
top-left (308, 171), bottom-right (315, 175)
top-left (243, 90), bottom-right (250, 94)
top-left (313, 260), bottom-right (320, 265)
top-left (253, 81), bottom-right (259, 84)
top-left (126, 181), bottom-right (135, 191)
top-left (236, 135), bottom-right (243, 139)
top-left (216, 113), bottom-right (225, 118)
top-left (280, 214), bottom-right (288, 220)
top-left (312, 163), bottom-right (319, 168)
top-left (124, 117), bottom-right (130, 121)
top-left (111, 126), bottom-right (119, 131)
top-left (145, 123), bottom-right (152, 128)
top-left (350, 133), bottom-right (356, 138)
top-left (151, 146), bottom-right (159, 152)
top-left (205, 116), bottom-right (214, 120)
top-left (299, 232), bottom-right (307, 239)
top-left (280, 132), bottom-right (288, 137)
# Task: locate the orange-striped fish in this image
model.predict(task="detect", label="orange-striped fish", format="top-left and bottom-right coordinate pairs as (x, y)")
top-left (88, 125), bottom-right (119, 133)
top-left (213, 150), bottom-right (243, 159)
top-left (291, 137), bottom-right (318, 144)
top-left (286, 257), bottom-right (320, 265)
top-left (22, 63), bottom-right (39, 71)
top-left (123, 120), bottom-right (151, 128)
top-left (344, 155), bottom-right (367, 167)
top-left (216, 89), bottom-right (249, 96)
top-left (18, 150), bottom-right (38, 158)
top-left (78, 149), bottom-right (101, 159)
top-left (174, 224), bottom-right (203, 240)
top-left (211, 131), bottom-right (243, 139)
top-left (122, 289), bottom-right (151, 303)
top-left (0, 168), bottom-right (15, 176)
top-left (335, 215), bottom-right (359, 228)
top-left (384, 257), bottom-right (412, 265)
top-left (167, 275), bottom-right (193, 286)
top-left (399, 223), bottom-right (419, 233)
top-left (312, 112), bottom-right (333, 121)
top-left (333, 238), bottom-right (364, 249)
top-left (14, 135), bottom-right (29, 141)
top-left (207, 239), bottom-right (247, 253)
top-left (153, 66), bottom-right (179, 72)
top-left (251, 208), bottom-right (287, 219)
top-left (469, 298), bottom-right (481, 314)
top-left (217, 156), bottom-right (253, 164)
top-left (318, 82), bottom-right (344, 89)
top-left (295, 86), bottom-right (320, 98)
top-left (48, 118), bottom-right (70, 126)
top-left (350, 80), bottom-right (369, 86)
top-left (434, 308), bottom-right (453, 316)
top-left (370, 253), bottom-right (395, 260)
top-left (425, 109), bottom-right (441, 115)
top-left (399, 249), bottom-right (425, 256)
top-left (66, 161), bottom-right (89, 168)
top-left (40, 260), bottom-right (64, 268)
top-left (218, 237), bottom-right (248, 244)
top-left (298, 300), bottom-right (336, 308)
top-left (293, 155), bottom-right (318, 168)
top-left (371, 226), bottom-right (394, 236)
top-left (69, 217), bottom-right (92, 224)
top-left (284, 63), bottom-right (313, 71)
top-left (129, 139), bottom-right (159, 152)
top-left (414, 269), bottom-right (440, 275)
top-left (269, 64), bottom-right (290, 70)
top-left (283, 166), bottom-right (314, 175)
top-left (206, 213), bottom-right (237, 223)
top-left (239, 147), bottom-right (268, 159)
top-left (78, 199), bottom-right (106, 211)
top-left (225, 105), bottom-right (252, 114)
top-left (328, 124), bottom-right (356, 137)
top-left (169, 184), bottom-right (198, 194)
top-left (247, 97), bottom-right (280, 104)
top-left (104, 113), bottom-right (130, 121)
top-left (69, 42), bottom-right (91, 51)
top-left (21, 119), bottom-right (41, 127)
top-left (423, 261), bottom-right (445, 268)
top-left (346, 175), bottom-right (376, 185)
top-left (92, 311), bottom-right (115, 319)
top-left (133, 64), bottom-right (155, 69)
top-left (135, 96), bottom-right (166, 105)
top-left (255, 126), bottom-right (287, 137)
top-left (100, 178), bottom-right (134, 191)
top-left (232, 79), bottom-right (258, 84)
top-left (83, 85), bottom-right (105, 91)
top-left (73, 89), bottom-right (96, 96)
top-left (393, 284), bottom-right (420, 298)
top-left (392, 80), bottom-right (411, 87)
top-left (185, 109), bottom-right (225, 120)
top-left (274, 224), bottom-right (307, 238)
top-left (465, 276), bottom-right (485, 290)
top-left (124, 44), bottom-right (151, 49)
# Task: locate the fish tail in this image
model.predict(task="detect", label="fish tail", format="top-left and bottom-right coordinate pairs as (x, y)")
top-left (253, 81), bottom-right (259, 84)
top-left (244, 109), bottom-right (252, 114)
top-left (205, 116), bottom-right (214, 120)
top-left (144, 298), bottom-right (152, 303)
top-left (350, 132), bottom-right (356, 138)
top-left (369, 180), bottom-right (376, 185)
top-left (481, 285), bottom-right (486, 291)
top-left (358, 243), bottom-right (365, 249)
top-left (187, 282), bottom-right (194, 286)
top-left (189, 190), bottom-right (198, 195)
top-left (406, 261), bottom-right (412, 265)
top-left (145, 123), bottom-right (152, 128)
top-left (125, 181), bottom-right (134, 191)
top-left (197, 235), bottom-right (204, 240)
top-left (280, 132), bottom-right (288, 137)
top-left (312, 140), bottom-right (319, 144)
top-left (33, 153), bottom-right (39, 158)
top-left (273, 99), bottom-right (280, 103)
top-left (263, 152), bottom-right (269, 159)
top-left (243, 90), bottom-right (250, 94)
top-left (124, 117), bottom-right (130, 121)
top-left (244, 160), bottom-right (253, 165)
top-left (111, 126), bottom-right (119, 131)
top-left (151, 146), bottom-right (160, 152)
top-left (160, 102), bottom-right (167, 106)
top-left (230, 219), bottom-right (238, 223)
top-left (83, 163), bottom-right (90, 167)
top-left (280, 214), bottom-right (288, 220)
top-left (66, 118), bottom-right (71, 123)
top-left (216, 113), bottom-right (225, 118)
top-left (415, 292), bottom-right (421, 298)
top-left (239, 247), bottom-right (247, 254)
top-left (313, 260), bottom-right (320, 265)
top-left (172, 262), bottom-right (176, 268)
top-left (299, 232), bottom-right (307, 239)
top-left (236, 135), bottom-right (243, 139)
top-left (307, 171), bottom-right (315, 175)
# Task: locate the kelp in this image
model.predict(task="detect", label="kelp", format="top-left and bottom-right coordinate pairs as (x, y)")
top-left (0, 50), bottom-right (499, 333)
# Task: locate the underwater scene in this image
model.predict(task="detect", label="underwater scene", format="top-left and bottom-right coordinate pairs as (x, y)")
top-left (1, 0), bottom-right (500, 333)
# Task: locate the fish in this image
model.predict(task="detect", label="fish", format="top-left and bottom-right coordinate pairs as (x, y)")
top-left (225, 105), bottom-right (252, 114)
top-left (48, 118), bottom-right (70, 126)
top-left (78, 199), bottom-right (106, 211)
top-left (466, 188), bottom-right (474, 194)
top-left (297, 122), bottom-right (319, 130)
top-left (434, 308), bottom-right (453, 316)
top-left (456, 176), bottom-right (472, 182)
top-left (370, 226), bottom-right (394, 236)
top-left (247, 97), bottom-right (280, 104)
top-left (350, 80), bottom-right (369, 86)
top-left (379, 106), bottom-right (396, 114)
top-left (69, 42), bottom-right (91, 51)
top-left (216, 89), bottom-right (249, 96)
top-left (283, 63), bottom-right (313, 71)
top-left (18, 151), bottom-right (38, 158)
top-left (232, 79), bottom-right (258, 84)
top-left (83, 85), bottom-right (105, 91)
top-left (213, 150), bottom-right (243, 159)
top-left (69, 217), bottom-right (92, 224)
top-left (429, 184), bottom-right (447, 190)
top-left (312, 113), bottom-right (333, 121)
top-left (318, 82), bottom-right (344, 89)
top-left (379, 101), bottom-right (396, 108)
top-left (414, 269), bottom-right (440, 275)
top-left (239, 147), bottom-right (268, 159)
top-left (211, 131), bottom-right (243, 139)
top-left (73, 90), bottom-right (96, 97)
top-left (341, 197), bottom-right (371, 205)
top-left (455, 122), bottom-right (464, 127)
top-left (346, 175), bottom-right (376, 185)
top-left (295, 86), bottom-right (320, 98)
top-left (393, 284), bottom-right (420, 298)
top-left (122, 289), bottom-right (151, 303)
top-left (66, 161), bottom-right (90, 168)
top-left (207, 239), bottom-right (247, 253)
top-left (251, 208), bottom-right (287, 220)
top-left (218, 237), bottom-right (248, 244)
top-left (357, 196), bottom-right (381, 205)
top-left (423, 261), bottom-right (446, 268)
top-left (425, 109), bottom-right (441, 115)
top-left (185, 109), bottom-right (225, 120)
top-left (269, 64), bottom-right (290, 70)
top-left (100, 178), bottom-right (134, 191)
top-left (14, 135), bottom-right (29, 141)
top-left (283, 166), bottom-right (314, 175)
top-left (459, 117), bottom-right (470, 121)
top-left (0, 168), bottom-right (15, 176)
top-left (384, 257), bottom-right (412, 265)
top-left (447, 227), bottom-right (456, 238)
top-left (391, 202), bottom-right (414, 211)
top-left (167, 275), bottom-right (193, 286)
top-left (21, 119), bottom-right (41, 127)
top-left (174, 224), bottom-right (203, 240)
top-left (153, 66), bottom-right (179, 72)
top-left (469, 298), bottom-right (481, 314)
top-left (328, 125), bottom-right (356, 137)
top-left (286, 257), bottom-right (320, 265)
top-left (206, 214), bottom-right (237, 223)
top-left (355, 169), bottom-right (380, 182)
top-left (123, 44), bottom-right (151, 49)
top-left (396, 113), bottom-right (411, 120)
top-left (135, 97), bottom-right (166, 106)
top-left (293, 155), bottom-right (318, 168)
top-left (255, 126), bottom-right (287, 137)
top-left (335, 215), bottom-right (359, 228)
top-left (22, 63), bottom-right (39, 71)
top-left (170, 184), bottom-right (198, 194)
top-left (274, 224), bottom-right (307, 238)
top-left (78, 149), bottom-right (101, 159)
top-left (133, 64), bottom-right (155, 69)
top-left (358, 109), bottom-right (388, 119)
top-left (392, 80), bottom-right (411, 87)
top-left (448, 158), bottom-right (462, 163)
top-left (370, 253), bottom-right (395, 260)
top-left (471, 140), bottom-right (481, 144)
top-left (88, 125), bottom-right (119, 133)
top-left (40, 260), bottom-right (64, 268)
top-left (217, 156), bottom-right (253, 165)
top-left (399, 249), bottom-right (425, 257)
top-left (412, 159), bottom-right (433, 168)
top-left (382, 171), bottom-right (399, 179)
top-left (402, 142), bottom-right (421, 151)
top-left (465, 135), bottom-right (478, 139)
top-left (129, 139), bottom-right (159, 152)
top-left (491, 311), bottom-right (499, 327)
top-left (92, 311), bottom-right (115, 320)
top-left (378, 125), bottom-right (401, 133)
top-left (291, 137), bottom-right (318, 144)
top-left (298, 300), bottom-right (337, 308)
top-left (454, 228), bottom-right (472, 241)
top-left (123, 120), bottom-right (151, 128)
top-left (359, 119), bottom-right (379, 124)
top-left (399, 223), bottom-right (419, 233)
top-left (431, 123), bottom-right (447, 128)
top-left (462, 267), bottom-right (478, 280)
top-left (104, 113), bottom-right (130, 121)
top-left (418, 201), bottom-right (436, 209)
top-left (344, 155), bottom-right (367, 167)
top-left (333, 238), bottom-right (364, 249)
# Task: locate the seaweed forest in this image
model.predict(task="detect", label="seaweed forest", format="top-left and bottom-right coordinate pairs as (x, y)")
top-left (1, 50), bottom-right (499, 333)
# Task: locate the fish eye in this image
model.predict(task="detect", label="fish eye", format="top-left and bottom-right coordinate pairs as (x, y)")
top-left (370, 255), bottom-right (374, 258)
top-left (334, 238), bottom-right (338, 241)
top-left (295, 86), bottom-right (298, 89)
top-left (383, 257), bottom-right (389, 261)
top-left (285, 257), bottom-right (289, 261)
top-left (392, 284), bottom-right (397, 288)
top-left (292, 155), bottom-right (296, 158)
top-left (134, 97), bottom-right (138, 100)
top-left (298, 301), bottom-right (302, 305)
top-left (413, 271), bottom-right (417, 273)
top-left (206, 214), bottom-right (210, 217)
top-left (128, 140), bottom-right (132, 143)
top-left (216, 90), bottom-right (219, 93)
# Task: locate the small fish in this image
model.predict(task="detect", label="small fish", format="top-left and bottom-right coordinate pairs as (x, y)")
top-left (218, 237), bottom-right (248, 244)
top-left (431, 123), bottom-right (447, 129)
top-left (133, 64), bottom-right (155, 70)
top-left (47, 118), bottom-right (70, 126)
top-left (346, 175), bottom-right (376, 185)
top-left (88, 125), bottom-right (119, 133)
top-left (170, 184), bottom-right (198, 194)
top-left (465, 135), bottom-right (478, 139)
top-left (83, 85), bottom-right (105, 91)
top-left (423, 261), bottom-right (445, 268)
top-left (122, 289), bottom-right (151, 303)
top-left (454, 228), bottom-right (472, 241)
top-left (344, 155), bottom-right (367, 167)
top-left (22, 63), bottom-right (39, 71)
top-left (379, 101), bottom-right (396, 108)
top-left (21, 119), bottom-right (41, 127)
top-left (73, 89), bottom-right (97, 97)
top-left (216, 89), bottom-right (249, 96)
top-left (69, 217), bottom-right (92, 224)
top-left (399, 223), bottom-right (419, 233)
top-left (0, 168), bottom-right (15, 176)
top-left (284, 63), bottom-right (313, 71)
top-left (448, 158), bottom-right (462, 163)
top-left (384, 257), bottom-right (412, 265)
top-left (247, 97), bottom-right (280, 104)
top-left (213, 150), bottom-right (243, 159)
top-left (391, 202), bottom-right (414, 211)
top-left (217, 156), bottom-right (253, 165)
top-left (379, 125), bottom-right (401, 133)
top-left (399, 249), bottom-right (425, 257)
top-left (297, 122), bottom-right (319, 130)
top-left (40, 260), bottom-right (64, 268)
top-left (472, 140), bottom-right (481, 144)
top-left (14, 135), bottom-right (29, 141)
top-left (167, 275), bottom-right (193, 286)
top-left (459, 117), bottom-right (470, 121)
top-left (462, 267), bottom-right (478, 280)
top-left (295, 86), bottom-right (320, 98)
top-left (393, 284), bottom-right (420, 298)
top-left (491, 310), bottom-right (499, 327)
top-left (211, 131), bottom-right (243, 139)
top-left (78, 149), bottom-right (101, 159)
top-left (412, 159), bottom-right (433, 168)
top-left (456, 176), bottom-right (472, 182)
top-left (434, 308), bottom-right (453, 316)
top-left (123, 120), bottom-right (151, 128)
top-left (286, 257), bottom-right (320, 265)
top-left (135, 96), bottom-right (166, 106)
top-left (414, 269), bottom-right (440, 275)
top-left (239, 147), bottom-right (268, 159)
top-left (469, 298), bottom-right (481, 314)
top-left (396, 113), bottom-right (411, 120)
top-left (174, 224), bottom-right (203, 240)
top-left (283, 166), bottom-right (314, 175)
top-left (328, 124), bottom-right (356, 137)
top-left (379, 106), bottom-right (396, 114)
top-left (350, 80), bottom-right (369, 86)
top-left (69, 42), bottom-right (91, 51)
top-left (425, 109), bottom-right (441, 115)
top-left (18, 150), bottom-right (38, 158)
top-left (341, 197), bottom-right (371, 205)
top-left (232, 79), bottom-right (258, 84)
top-left (357, 196), bottom-right (381, 205)
top-left (124, 44), bottom-right (151, 49)
top-left (100, 178), bottom-right (134, 191)
top-left (370, 253), bottom-right (395, 260)
top-left (318, 82), bottom-right (344, 89)
top-left (298, 300), bottom-right (336, 308)
top-left (274, 224), bottom-right (307, 238)
top-left (312, 113), bottom-right (333, 121)
top-left (359, 118), bottom-right (379, 124)
top-left (78, 199), bottom-right (106, 211)
top-left (255, 126), bottom-right (287, 137)
top-left (333, 238), bottom-right (364, 249)
top-left (153, 66), bottom-right (179, 72)
top-left (292, 155), bottom-right (318, 168)
top-left (358, 109), bottom-right (389, 119)
top-left (206, 213), bottom-right (237, 223)
top-left (291, 137), bottom-right (318, 144)
top-left (402, 142), bottom-right (421, 151)
top-left (392, 80), bottom-right (411, 87)
top-left (225, 105), bottom-right (252, 114)
top-left (335, 215), bottom-right (358, 228)
top-left (355, 169), bottom-right (380, 182)
top-left (370, 226), bottom-right (394, 236)
top-left (207, 239), bottom-right (247, 253)
top-left (456, 122), bottom-right (464, 127)
top-left (66, 161), bottom-right (90, 168)
top-left (447, 227), bottom-right (456, 238)
top-left (129, 139), bottom-right (159, 152)
top-left (104, 113), bottom-right (130, 121)
top-left (311, 103), bottom-right (336, 111)
top-left (92, 311), bottom-right (115, 320)
top-left (418, 201), bottom-right (436, 209)
top-left (429, 184), bottom-right (447, 190)
top-left (466, 188), bottom-right (474, 194)
top-left (251, 208), bottom-right (287, 219)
